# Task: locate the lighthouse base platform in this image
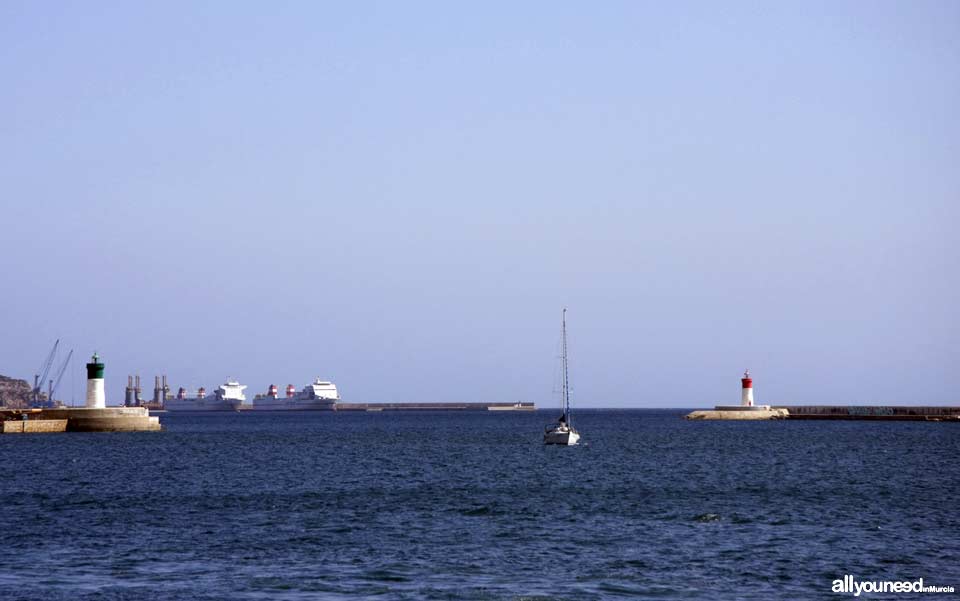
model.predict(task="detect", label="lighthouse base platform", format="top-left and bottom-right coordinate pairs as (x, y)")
top-left (685, 407), bottom-right (790, 420)
top-left (0, 407), bottom-right (162, 433)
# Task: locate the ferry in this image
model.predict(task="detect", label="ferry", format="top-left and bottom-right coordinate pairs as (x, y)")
top-left (252, 379), bottom-right (339, 411)
top-left (164, 381), bottom-right (247, 412)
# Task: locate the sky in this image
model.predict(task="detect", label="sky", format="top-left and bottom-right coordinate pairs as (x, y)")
top-left (1, 1), bottom-right (957, 407)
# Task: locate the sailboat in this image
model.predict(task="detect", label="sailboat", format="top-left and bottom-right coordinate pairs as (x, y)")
top-left (544, 308), bottom-right (581, 446)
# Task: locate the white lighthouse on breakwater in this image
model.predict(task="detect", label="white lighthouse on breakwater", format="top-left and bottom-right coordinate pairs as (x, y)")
top-left (683, 369), bottom-right (788, 420)
top-left (741, 370), bottom-right (754, 407)
top-left (85, 352), bottom-right (106, 408)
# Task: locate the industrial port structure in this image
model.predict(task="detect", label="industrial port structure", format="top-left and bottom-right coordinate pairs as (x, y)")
top-left (28, 339), bottom-right (74, 408)
top-left (2, 353), bottom-right (161, 433)
top-left (116, 374), bottom-right (536, 412)
top-left (6, 353), bottom-right (956, 427)
top-left (121, 374), bottom-right (170, 409)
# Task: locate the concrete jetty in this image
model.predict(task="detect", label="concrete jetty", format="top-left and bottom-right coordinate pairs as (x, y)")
top-left (2, 354), bottom-right (161, 433)
top-left (2, 418), bottom-right (68, 433)
top-left (686, 405), bottom-right (960, 421)
top-left (684, 371), bottom-right (960, 422)
top-left (683, 373), bottom-right (960, 421)
top-left (685, 370), bottom-right (787, 420)
top-left (773, 405), bottom-right (960, 421)
top-left (0, 407), bottom-right (161, 433)
top-left (336, 402), bottom-right (536, 411)
top-left (685, 407), bottom-right (789, 420)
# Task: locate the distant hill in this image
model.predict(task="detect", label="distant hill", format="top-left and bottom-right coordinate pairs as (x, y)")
top-left (0, 375), bottom-right (34, 408)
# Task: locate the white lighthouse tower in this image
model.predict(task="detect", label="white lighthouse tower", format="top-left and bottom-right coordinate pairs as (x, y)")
top-left (85, 352), bottom-right (106, 408)
top-left (741, 369), bottom-right (754, 407)
top-left (685, 368), bottom-right (788, 419)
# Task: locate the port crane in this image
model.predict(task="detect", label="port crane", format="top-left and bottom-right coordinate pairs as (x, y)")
top-left (47, 349), bottom-right (73, 407)
top-left (33, 339), bottom-right (59, 406)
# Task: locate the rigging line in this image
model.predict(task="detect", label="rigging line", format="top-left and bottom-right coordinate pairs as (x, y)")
top-left (562, 307), bottom-right (570, 424)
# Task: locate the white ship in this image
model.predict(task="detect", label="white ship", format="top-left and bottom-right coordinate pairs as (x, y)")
top-left (164, 381), bottom-right (247, 412)
top-left (252, 379), bottom-right (339, 411)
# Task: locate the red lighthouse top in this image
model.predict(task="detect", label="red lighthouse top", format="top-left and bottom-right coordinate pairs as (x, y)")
top-left (741, 369), bottom-right (752, 388)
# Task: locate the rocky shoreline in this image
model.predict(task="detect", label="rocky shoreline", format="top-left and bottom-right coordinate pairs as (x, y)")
top-left (0, 375), bottom-right (33, 409)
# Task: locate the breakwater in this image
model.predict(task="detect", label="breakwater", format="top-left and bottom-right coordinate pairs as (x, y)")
top-left (336, 402), bottom-right (535, 412)
top-left (0, 407), bottom-right (162, 432)
top-left (774, 405), bottom-right (960, 421)
top-left (685, 405), bottom-right (960, 421)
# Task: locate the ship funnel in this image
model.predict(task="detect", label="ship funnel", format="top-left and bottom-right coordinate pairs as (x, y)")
top-left (286, 384), bottom-right (296, 398)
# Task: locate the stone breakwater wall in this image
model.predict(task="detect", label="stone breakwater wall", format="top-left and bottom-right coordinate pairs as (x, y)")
top-left (684, 406), bottom-right (960, 421)
top-left (1, 407), bottom-right (161, 433)
top-left (336, 402), bottom-right (537, 411)
top-left (685, 408), bottom-right (789, 420)
top-left (2, 419), bottom-right (68, 433)
top-left (772, 405), bottom-right (960, 420)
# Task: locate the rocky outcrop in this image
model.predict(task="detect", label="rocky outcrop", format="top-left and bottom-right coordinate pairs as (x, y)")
top-left (0, 375), bottom-right (34, 409)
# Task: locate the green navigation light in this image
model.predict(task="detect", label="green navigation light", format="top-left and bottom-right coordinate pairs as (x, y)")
top-left (86, 352), bottom-right (105, 379)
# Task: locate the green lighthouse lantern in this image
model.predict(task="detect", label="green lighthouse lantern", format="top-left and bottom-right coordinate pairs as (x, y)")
top-left (86, 352), bottom-right (104, 380)
top-left (85, 351), bottom-right (106, 408)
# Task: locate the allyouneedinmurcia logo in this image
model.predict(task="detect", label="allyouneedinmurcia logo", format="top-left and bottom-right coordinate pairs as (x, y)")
top-left (832, 575), bottom-right (955, 596)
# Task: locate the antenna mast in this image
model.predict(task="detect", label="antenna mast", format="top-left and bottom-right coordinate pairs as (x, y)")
top-left (562, 308), bottom-right (570, 423)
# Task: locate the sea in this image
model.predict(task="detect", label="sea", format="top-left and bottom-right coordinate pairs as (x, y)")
top-left (1, 410), bottom-right (958, 600)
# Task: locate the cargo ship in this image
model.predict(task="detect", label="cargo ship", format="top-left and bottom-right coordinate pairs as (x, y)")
top-left (164, 381), bottom-right (248, 412)
top-left (252, 379), bottom-right (339, 411)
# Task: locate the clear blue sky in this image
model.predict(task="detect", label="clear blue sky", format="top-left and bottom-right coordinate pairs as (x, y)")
top-left (1, 1), bottom-right (957, 407)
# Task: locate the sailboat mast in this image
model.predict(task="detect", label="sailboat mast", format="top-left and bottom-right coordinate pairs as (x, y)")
top-left (562, 308), bottom-right (570, 422)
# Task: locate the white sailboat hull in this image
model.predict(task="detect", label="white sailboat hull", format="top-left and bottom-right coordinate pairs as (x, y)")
top-left (544, 427), bottom-right (580, 446)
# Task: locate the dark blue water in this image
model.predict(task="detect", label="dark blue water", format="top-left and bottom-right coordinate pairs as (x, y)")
top-left (1, 410), bottom-right (958, 600)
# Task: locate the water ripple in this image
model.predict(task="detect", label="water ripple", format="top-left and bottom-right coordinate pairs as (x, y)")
top-left (0, 410), bottom-right (957, 599)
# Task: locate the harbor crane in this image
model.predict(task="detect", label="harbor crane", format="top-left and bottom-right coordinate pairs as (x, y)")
top-left (33, 339), bottom-right (60, 406)
top-left (47, 349), bottom-right (73, 407)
